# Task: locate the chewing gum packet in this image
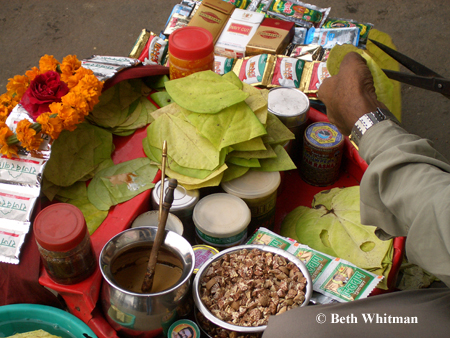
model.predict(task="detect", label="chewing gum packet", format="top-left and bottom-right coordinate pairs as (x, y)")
top-left (138, 32), bottom-right (169, 66)
top-left (267, 55), bottom-right (305, 88)
top-left (233, 54), bottom-right (275, 86)
top-left (305, 27), bottom-right (360, 49)
top-left (267, 0), bottom-right (330, 28)
top-left (323, 18), bottom-right (373, 45)
top-left (300, 61), bottom-right (331, 94)
top-left (247, 228), bottom-right (383, 303)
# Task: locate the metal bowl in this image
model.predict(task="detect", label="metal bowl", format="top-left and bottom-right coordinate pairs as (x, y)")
top-left (192, 244), bottom-right (313, 334)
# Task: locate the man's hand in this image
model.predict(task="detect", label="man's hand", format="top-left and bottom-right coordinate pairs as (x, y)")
top-left (317, 52), bottom-right (386, 135)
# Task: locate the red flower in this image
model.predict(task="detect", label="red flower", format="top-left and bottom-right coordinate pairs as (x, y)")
top-left (20, 71), bottom-right (69, 120)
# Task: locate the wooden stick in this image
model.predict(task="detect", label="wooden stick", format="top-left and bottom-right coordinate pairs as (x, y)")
top-left (141, 178), bottom-right (178, 293)
top-left (158, 140), bottom-right (167, 222)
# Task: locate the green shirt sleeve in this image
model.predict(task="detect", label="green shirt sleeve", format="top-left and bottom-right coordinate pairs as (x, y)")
top-left (358, 120), bottom-right (450, 286)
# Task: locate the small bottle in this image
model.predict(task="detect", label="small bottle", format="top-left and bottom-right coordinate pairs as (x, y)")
top-left (34, 203), bottom-right (96, 285)
top-left (168, 26), bottom-right (215, 80)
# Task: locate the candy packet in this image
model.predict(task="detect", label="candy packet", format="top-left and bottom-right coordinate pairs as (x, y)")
top-left (299, 61), bottom-right (331, 94)
top-left (129, 29), bottom-right (151, 59)
top-left (138, 32), bottom-right (169, 66)
top-left (233, 54), bottom-right (275, 86)
top-left (292, 26), bottom-right (308, 45)
top-left (214, 55), bottom-right (236, 75)
top-left (267, 55), bottom-right (305, 88)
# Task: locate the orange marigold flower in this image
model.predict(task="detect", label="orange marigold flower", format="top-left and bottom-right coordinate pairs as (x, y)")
top-left (74, 74), bottom-right (104, 110)
top-left (0, 106), bottom-right (9, 122)
top-left (6, 75), bottom-right (29, 97)
top-left (36, 112), bottom-right (64, 140)
top-left (49, 102), bottom-right (79, 131)
top-left (60, 55), bottom-right (82, 83)
top-left (65, 67), bottom-right (94, 89)
top-left (15, 119), bottom-right (43, 152)
top-left (25, 67), bottom-right (41, 82)
top-left (39, 55), bottom-right (60, 73)
top-left (61, 91), bottom-right (90, 116)
top-left (0, 123), bottom-right (18, 158)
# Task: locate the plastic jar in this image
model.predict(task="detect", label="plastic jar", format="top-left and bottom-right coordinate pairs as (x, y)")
top-left (33, 203), bottom-right (96, 285)
top-left (193, 193), bottom-right (251, 250)
top-left (168, 26), bottom-right (215, 80)
top-left (221, 170), bottom-right (281, 236)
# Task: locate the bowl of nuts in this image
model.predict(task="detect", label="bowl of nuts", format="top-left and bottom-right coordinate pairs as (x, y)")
top-left (192, 245), bottom-right (313, 334)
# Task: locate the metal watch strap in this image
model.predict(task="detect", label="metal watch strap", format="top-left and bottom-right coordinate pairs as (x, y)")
top-left (350, 108), bottom-right (388, 147)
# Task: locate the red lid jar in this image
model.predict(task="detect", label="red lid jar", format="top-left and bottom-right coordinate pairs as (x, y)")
top-left (34, 203), bottom-right (96, 285)
top-left (168, 26), bottom-right (215, 80)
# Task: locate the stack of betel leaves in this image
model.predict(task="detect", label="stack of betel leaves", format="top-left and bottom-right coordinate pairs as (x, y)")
top-left (42, 78), bottom-right (160, 234)
top-left (143, 70), bottom-right (297, 190)
top-left (280, 186), bottom-right (393, 290)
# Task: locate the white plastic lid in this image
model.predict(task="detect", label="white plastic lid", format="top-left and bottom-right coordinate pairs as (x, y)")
top-left (152, 178), bottom-right (200, 212)
top-left (221, 170), bottom-right (281, 200)
top-left (193, 193), bottom-right (251, 238)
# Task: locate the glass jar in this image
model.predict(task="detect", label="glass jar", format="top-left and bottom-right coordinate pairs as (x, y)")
top-left (34, 203), bottom-right (96, 285)
top-left (168, 26), bottom-right (214, 80)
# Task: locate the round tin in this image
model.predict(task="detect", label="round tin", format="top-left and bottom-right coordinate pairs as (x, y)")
top-left (192, 244), bottom-right (219, 274)
top-left (168, 319), bottom-right (200, 338)
top-left (300, 122), bottom-right (344, 186)
top-left (193, 193), bottom-right (251, 250)
top-left (221, 170), bottom-right (280, 236)
top-left (131, 210), bottom-right (184, 236)
top-left (268, 87), bottom-right (310, 132)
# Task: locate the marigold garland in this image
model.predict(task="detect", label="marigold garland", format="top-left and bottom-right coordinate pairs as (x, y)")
top-left (0, 54), bottom-right (103, 157)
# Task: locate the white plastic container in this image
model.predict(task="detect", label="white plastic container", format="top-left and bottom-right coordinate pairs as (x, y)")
top-left (193, 193), bottom-right (251, 250)
top-left (221, 170), bottom-right (281, 236)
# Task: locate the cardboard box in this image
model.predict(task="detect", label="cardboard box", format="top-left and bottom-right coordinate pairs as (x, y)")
top-left (214, 9), bottom-right (265, 59)
top-left (246, 18), bottom-right (295, 56)
top-left (187, 0), bottom-right (235, 44)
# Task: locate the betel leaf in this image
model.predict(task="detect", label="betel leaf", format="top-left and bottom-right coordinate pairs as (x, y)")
top-left (252, 144), bottom-right (297, 171)
top-left (280, 187), bottom-right (393, 282)
top-left (146, 113), bottom-right (221, 171)
top-left (87, 157), bottom-right (158, 210)
top-left (44, 123), bottom-right (113, 187)
top-left (150, 91), bottom-right (173, 108)
top-left (164, 70), bottom-right (249, 114)
top-left (185, 101), bottom-right (267, 150)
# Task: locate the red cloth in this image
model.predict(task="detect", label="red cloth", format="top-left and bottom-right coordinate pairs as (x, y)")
top-left (0, 229), bottom-right (64, 307)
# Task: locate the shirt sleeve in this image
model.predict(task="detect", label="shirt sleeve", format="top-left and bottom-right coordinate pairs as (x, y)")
top-left (358, 120), bottom-right (450, 286)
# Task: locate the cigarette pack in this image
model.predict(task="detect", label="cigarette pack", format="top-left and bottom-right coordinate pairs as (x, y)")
top-left (246, 18), bottom-right (295, 56)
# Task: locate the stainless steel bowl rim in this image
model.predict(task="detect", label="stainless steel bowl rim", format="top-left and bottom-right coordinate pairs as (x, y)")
top-left (100, 227), bottom-right (195, 297)
top-left (192, 244), bottom-right (313, 333)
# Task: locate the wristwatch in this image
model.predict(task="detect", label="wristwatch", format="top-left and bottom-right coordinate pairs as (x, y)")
top-left (350, 108), bottom-right (391, 147)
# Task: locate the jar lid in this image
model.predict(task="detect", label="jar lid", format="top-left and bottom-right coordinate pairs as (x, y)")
top-left (152, 178), bottom-right (199, 212)
top-left (305, 122), bottom-right (344, 148)
top-left (34, 203), bottom-right (87, 252)
top-left (169, 26), bottom-right (214, 61)
top-left (193, 193), bottom-right (251, 238)
top-left (268, 87), bottom-right (310, 128)
top-left (193, 244), bottom-right (219, 274)
top-left (168, 319), bottom-right (200, 338)
top-left (221, 170), bottom-right (281, 199)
